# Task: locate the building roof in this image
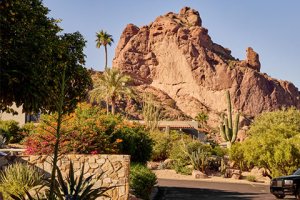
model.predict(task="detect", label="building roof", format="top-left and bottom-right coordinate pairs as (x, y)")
top-left (134, 120), bottom-right (198, 129)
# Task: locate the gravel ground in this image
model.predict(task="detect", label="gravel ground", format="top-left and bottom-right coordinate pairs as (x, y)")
top-left (153, 169), bottom-right (270, 185)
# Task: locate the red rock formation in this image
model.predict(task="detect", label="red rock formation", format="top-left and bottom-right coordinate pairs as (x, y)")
top-left (113, 7), bottom-right (300, 125)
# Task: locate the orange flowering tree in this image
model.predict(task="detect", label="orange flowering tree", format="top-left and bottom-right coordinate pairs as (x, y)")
top-left (24, 103), bottom-right (153, 163)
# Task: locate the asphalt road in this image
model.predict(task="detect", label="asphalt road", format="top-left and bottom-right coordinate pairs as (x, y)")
top-left (153, 178), bottom-right (296, 200)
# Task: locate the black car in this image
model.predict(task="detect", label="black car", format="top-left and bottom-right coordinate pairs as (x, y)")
top-left (270, 168), bottom-right (300, 199)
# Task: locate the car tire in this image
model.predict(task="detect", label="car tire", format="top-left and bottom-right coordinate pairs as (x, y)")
top-left (274, 194), bottom-right (285, 199)
top-left (296, 187), bottom-right (300, 200)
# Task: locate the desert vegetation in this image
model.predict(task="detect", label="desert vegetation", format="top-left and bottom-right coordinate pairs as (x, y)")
top-left (1, 0), bottom-right (300, 199)
top-left (229, 108), bottom-right (300, 178)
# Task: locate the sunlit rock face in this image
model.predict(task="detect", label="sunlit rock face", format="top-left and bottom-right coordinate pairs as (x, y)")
top-left (113, 7), bottom-right (300, 125)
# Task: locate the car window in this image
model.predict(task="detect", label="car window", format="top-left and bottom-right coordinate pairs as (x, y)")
top-left (293, 168), bottom-right (300, 175)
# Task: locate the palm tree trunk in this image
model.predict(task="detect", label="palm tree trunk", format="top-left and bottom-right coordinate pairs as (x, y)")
top-left (105, 45), bottom-right (108, 70)
top-left (106, 96), bottom-right (109, 115)
top-left (111, 96), bottom-right (116, 115)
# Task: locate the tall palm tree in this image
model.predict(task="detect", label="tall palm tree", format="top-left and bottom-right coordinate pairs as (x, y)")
top-left (95, 30), bottom-right (114, 70)
top-left (89, 69), bottom-right (133, 115)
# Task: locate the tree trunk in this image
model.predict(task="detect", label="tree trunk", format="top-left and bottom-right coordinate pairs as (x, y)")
top-left (106, 96), bottom-right (109, 115)
top-left (111, 96), bottom-right (116, 115)
top-left (104, 45), bottom-right (108, 70)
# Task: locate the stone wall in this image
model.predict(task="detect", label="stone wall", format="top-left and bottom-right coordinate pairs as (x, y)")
top-left (0, 154), bottom-right (130, 200)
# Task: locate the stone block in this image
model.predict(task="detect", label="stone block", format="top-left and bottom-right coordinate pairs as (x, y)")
top-left (83, 163), bottom-right (90, 174)
top-left (73, 161), bottom-right (80, 170)
top-left (192, 170), bottom-right (208, 179)
top-left (56, 160), bottom-right (62, 167)
top-left (119, 185), bottom-right (126, 196)
top-left (118, 168), bottom-right (126, 178)
top-left (90, 163), bottom-right (99, 169)
top-left (89, 156), bottom-right (96, 163)
top-left (43, 161), bottom-right (52, 173)
top-left (68, 154), bottom-right (77, 161)
top-left (231, 169), bottom-right (242, 180)
top-left (74, 169), bottom-right (82, 177)
top-left (0, 157), bottom-right (8, 167)
top-left (112, 161), bottom-right (122, 171)
top-left (29, 155), bottom-right (40, 163)
top-left (103, 177), bottom-right (112, 184)
top-left (88, 168), bottom-right (95, 174)
top-left (79, 156), bottom-right (85, 163)
top-left (83, 172), bottom-right (91, 179)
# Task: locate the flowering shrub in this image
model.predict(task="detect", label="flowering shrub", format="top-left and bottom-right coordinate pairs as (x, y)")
top-left (24, 103), bottom-right (153, 162)
top-left (25, 104), bottom-right (120, 154)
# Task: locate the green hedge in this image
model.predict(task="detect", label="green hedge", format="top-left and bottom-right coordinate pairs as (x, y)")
top-left (130, 163), bottom-right (157, 200)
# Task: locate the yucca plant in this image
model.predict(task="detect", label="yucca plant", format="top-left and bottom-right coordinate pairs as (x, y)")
top-left (189, 147), bottom-right (210, 172)
top-left (180, 140), bottom-right (211, 173)
top-left (0, 162), bottom-right (44, 200)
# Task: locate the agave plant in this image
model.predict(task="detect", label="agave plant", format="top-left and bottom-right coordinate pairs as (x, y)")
top-left (11, 162), bottom-right (112, 200)
top-left (51, 162), bottom-right (111, 200)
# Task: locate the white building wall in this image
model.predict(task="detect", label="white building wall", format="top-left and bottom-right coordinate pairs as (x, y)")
top-left (0, 103), bottom-right (25, 125)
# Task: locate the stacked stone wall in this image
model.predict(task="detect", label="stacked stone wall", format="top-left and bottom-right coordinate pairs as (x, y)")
top-left (0, 154), bottom-right (130, 200)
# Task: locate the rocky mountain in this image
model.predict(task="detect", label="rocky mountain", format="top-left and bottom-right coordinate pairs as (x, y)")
top-left (113, 7), bottom-right (300, 126)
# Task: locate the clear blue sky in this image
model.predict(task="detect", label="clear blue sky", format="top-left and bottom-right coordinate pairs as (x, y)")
top-left (43, 0), bottom-right (300, 89)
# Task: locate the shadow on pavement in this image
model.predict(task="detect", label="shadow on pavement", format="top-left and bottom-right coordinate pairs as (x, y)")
top-left (153, 186), bottom-right (267, 200)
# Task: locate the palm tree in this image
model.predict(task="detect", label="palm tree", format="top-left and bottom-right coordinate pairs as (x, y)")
top-left (95, 30), bottom-right (114, 70)
top-left (89, 69), bottom-right (133, 115)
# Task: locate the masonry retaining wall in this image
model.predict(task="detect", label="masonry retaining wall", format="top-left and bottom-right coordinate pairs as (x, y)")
top-left (0, 154), bottom-right (130, 200)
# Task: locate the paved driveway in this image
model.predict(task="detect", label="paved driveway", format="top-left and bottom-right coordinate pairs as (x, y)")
top-left (154, 179), bottom-right (296, 200)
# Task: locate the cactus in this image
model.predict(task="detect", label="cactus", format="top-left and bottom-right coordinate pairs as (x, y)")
top-left (220, 158), bottom-right (227, 175)
top-left (219, 91), bottom-right (240, 148)
top-left (142, 93), bottom-right (161, 132)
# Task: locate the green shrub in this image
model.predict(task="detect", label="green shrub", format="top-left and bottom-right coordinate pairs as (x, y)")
top-left (21, 122), bottom-right (36, 136)
top-left (130, 163), bottom-right (157, 200)
top-left (233, 108), bottom-right (300, 178)
top-left (0, 120), bottom-right (23, 143)
top-left (172, 162), bottom-right (193, 175)
top-left (149, 130), bottom-right (170, 161)
top-left (246, 175), bottom-right (256, 182)
top-left (229, 143), bottom-right (247, 170)
top-left (114, 125), bottom-right (153, 164)
top-left (0, 162), bottom-right (43, 199)
top-left (211, 145), bottom-right (227, 157)
top-left (150, 130), bottom-right (193, 162)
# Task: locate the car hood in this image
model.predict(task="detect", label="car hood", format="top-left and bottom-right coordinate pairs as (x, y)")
top-left (273, 175), bottom-right (300, 180)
